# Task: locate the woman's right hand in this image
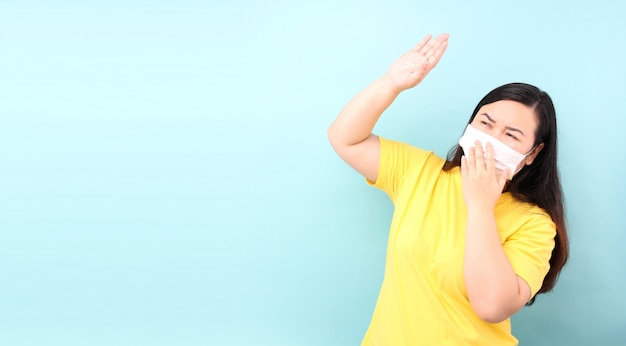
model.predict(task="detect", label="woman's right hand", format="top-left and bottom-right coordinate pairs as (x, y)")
top-left (385, 33), bottom-right (449, 93)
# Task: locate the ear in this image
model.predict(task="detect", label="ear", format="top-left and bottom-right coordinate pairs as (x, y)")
top-left (524, 143), bottom-right (544, 166)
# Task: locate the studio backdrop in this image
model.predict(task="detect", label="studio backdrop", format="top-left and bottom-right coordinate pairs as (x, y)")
top-left (1, 1), bottom-right (624, 345)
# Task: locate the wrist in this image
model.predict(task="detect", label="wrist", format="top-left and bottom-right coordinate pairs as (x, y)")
top-left (465, 203), bottom-right (495, 217)
top-left (380, 74), bottom-right (405, 95)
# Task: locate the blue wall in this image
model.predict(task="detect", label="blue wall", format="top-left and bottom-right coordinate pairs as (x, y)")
top-left (1, 1), bottom-right (624, 345)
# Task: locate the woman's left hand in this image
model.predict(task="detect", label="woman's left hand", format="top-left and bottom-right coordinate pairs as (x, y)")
top-left (461, 141), bottom-right (509, 211)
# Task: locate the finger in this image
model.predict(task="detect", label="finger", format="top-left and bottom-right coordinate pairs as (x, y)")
top-left (498, 168), bottom-right (510, 188)
top-left (422, 33), bottom-right (448, 58)
top-left (473, 140), bottom-right (484, 168)
top-left (434, 33), bottom-right (450, 43)
top-left (466, 145), bottom-right (476, 171)
top-left (427, 35), bottom-right (449, 65)
top-left (411, 34), bottom-right (433, 53)
top-left (485, 142), bottom-right (495, 172)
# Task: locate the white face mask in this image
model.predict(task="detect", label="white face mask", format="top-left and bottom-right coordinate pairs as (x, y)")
top-left (458, 124), bottom-right (533, 178)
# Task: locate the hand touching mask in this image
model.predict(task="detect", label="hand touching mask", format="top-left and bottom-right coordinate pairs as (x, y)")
top-left (458, 124), bottom-right (533, 179)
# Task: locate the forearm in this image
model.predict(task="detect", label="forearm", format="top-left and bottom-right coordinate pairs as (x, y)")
top-left (464, 207), bottom-right (526, 323)
top-left (327, 75), bottom-right (400, 147)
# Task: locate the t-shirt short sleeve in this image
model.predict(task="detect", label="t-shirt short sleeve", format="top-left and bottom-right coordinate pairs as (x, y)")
top-left (367, 137), bottom-right (440, 202)
top-left (503, 210), bottom-right (556, 299)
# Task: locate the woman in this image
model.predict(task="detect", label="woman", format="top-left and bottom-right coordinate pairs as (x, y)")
top-left (327, 34), bottom-right (568, 345)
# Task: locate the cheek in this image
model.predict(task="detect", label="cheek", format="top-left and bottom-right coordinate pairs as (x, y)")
top-left (504, 137), bottom-right (535, 155)
top-left (470, 120), bottom-right (487, 130)
top-left (506, 141), bottom-right (528, 155)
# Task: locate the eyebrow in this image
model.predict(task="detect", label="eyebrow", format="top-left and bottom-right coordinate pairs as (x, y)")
top-left (480, 113), bottom-right (525, 137)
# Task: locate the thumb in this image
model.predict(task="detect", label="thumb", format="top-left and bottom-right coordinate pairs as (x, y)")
top-left (498, 169), bottom-right (510, 190)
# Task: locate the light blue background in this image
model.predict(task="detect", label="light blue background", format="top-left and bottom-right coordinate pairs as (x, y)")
top-left (1, 1), bottom-right (624, 345)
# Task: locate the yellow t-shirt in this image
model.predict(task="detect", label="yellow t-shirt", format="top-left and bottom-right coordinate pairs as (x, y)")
top-left (362, 137), bottom-right (556, 346)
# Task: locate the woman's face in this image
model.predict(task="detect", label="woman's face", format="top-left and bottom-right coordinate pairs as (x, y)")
top-left (470, 100), bottom-right (543, 172)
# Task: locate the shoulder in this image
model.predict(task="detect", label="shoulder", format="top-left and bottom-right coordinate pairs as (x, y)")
top-left (497, 194), bottom-right (551, 218)
top-left (371, 137), bottom-right (447, 199)
top-left (378, 136), bottom-right (445, 168)
top-left (497, 195), bottom-right (556, 298)
top-left (496, 194), bottom-right (556, 239)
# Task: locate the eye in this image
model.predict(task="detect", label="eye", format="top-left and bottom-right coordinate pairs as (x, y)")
top-left (480, 120), bottom-right (490, 127)
top-left (506, 132), bottom-right (519, 141)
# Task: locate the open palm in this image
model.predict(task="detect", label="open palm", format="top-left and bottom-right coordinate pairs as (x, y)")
top-left (385, 33), bottom-right (449, 92)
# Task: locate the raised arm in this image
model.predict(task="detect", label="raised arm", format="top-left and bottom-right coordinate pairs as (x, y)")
top-left (327, 34), bottom-right (449, 182)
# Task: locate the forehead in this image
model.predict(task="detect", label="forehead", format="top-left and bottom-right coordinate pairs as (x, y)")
top-left (476, 100), bottom-right (538, 131)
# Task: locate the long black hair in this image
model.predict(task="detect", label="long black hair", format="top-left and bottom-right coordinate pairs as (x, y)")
top-left (443, 83), bottom-right (568, 303)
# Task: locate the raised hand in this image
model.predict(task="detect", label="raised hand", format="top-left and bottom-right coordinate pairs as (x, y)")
top-left (384, 33), bottom-right (449, 93)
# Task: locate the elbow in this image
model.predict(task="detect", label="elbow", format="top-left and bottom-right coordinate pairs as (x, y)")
top-left (469, 298), bottom-right (513, 324)
top-left (466, 277), bottom-right (528, 324)
top-left (327, 125), bottom-right (343, 152)
top-left (327, 125), bottom-right (336, 146)
top-left (327, 122), bottom-right (341, 141)
top-left (473, 306), bottom-right (508, 324)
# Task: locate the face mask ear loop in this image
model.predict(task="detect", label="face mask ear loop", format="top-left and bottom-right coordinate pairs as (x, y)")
top-left (524, 146), bottom-right (536, 156)
top-left (515, 145), bottom-right (539, 176)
